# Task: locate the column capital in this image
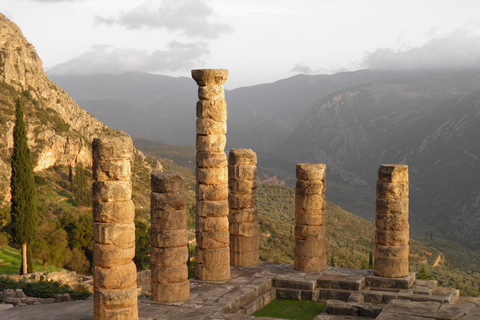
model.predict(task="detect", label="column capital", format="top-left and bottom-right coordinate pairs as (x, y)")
top-left (192, 69), bottom-right (228, 86)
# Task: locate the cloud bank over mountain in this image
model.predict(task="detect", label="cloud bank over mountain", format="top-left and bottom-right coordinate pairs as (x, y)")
top-left (48, 42), bottom-right (208, 75)
top-left (364, 28), bottom-right (480, 71)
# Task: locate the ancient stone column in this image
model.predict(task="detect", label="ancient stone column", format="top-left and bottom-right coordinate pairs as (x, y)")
top-left (294, 164), bottom-right (327, 272)
top-left (228, 149), bottom-right (259, 266)
top-left (374, 164), bottom-right (409, 278)
top-left (192, 69), bottom-right (230, 281)
top-left (92, 137), bottom-right (138, 320)
top-left (150, 172), bottom-right (189, 302)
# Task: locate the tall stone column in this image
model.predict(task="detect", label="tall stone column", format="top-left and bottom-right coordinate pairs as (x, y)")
top-left (92, 137), bottom-right (138, 320)
top-left (374, 164), bottom-right (409, 278)
top-left (192, 69), bottom-right (230, 281)
top-left (150, 172), bottom-right (189, 302)
top-left (228, 149), bottom-right (259, 266)
top-left (294, 164), bottom-right (327, 272)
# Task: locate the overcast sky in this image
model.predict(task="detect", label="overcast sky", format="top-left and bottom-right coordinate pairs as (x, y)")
top-left (2, 0), bottom-right (480, 88)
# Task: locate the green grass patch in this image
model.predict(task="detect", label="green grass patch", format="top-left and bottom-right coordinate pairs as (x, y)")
top-left (252, 299), bottom-right (326, 320)
top-left (0, 246), bottom-right (62, 275)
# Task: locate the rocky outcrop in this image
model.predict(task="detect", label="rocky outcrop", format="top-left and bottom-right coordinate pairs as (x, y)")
top-left (0, 13), bottom-right (148, 204)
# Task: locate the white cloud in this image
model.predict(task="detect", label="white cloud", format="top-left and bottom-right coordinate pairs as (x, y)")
top-left (364, 28), bottom-right (480, 71)
top-left (291, 62), bottom-right (313, 74)
top-left (95, 0), bottom-right (233, 39)
top-left (47, 41), bottom-right (209, 75)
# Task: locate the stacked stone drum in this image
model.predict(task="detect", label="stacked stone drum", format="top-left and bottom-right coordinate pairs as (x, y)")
top-left (228, 149), bottom-right (259, 266)
top-left (294, 164), bottom-right (327, 272)
top-left (192, 69), bottom-right (230, 281)
top-left (374, 164), bottom-right (409, 278)
top-left (92, 137), bottom-right (138, 320)
top-left (150, 172), bottom-right (189, 302)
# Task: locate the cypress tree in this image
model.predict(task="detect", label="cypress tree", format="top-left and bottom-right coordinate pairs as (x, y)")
top-left (10, 98), bottom-right (37, 275)
top-left (72, 163), bottom-right (91, 206)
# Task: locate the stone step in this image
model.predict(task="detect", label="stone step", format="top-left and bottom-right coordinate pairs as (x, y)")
top-left (235, 288), bottom-right (276, 315)
top-left (325, 300), bottom-right (385, 318)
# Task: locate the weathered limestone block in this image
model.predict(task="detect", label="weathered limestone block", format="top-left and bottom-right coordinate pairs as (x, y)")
top-left (196, 100), bottom-right (227, 122)
top-left (196, 134), bottom-right (227, 152)
top-left (191, 69), bottom-right (228, 86)
top-left (93, 262), bottom-right (137, 289)
top-left (151, 172), bottom-right (184, 193)
top-left (196, 151), bottom-right (227, 168)
top-left (295, 163), bottom-right (327, 272)
top-left (92, 200), bottom-right (135, 224)
top-left (92, 137), bottom-right (138, 320)
top-left (376, 198), bottom-right (409, 214)
top-left (94, 285), bottom-right (137, 309)
top-left (196, 166), bottom-right (228, 185)
top-left (93, 159), bottom-right (131, 182)
top-left (198, 85), bottom-right (225, 100)
top-left (196, 231), bottom-right (229, 249)
top-left (296, 163), bottom-right (326, 181)
top-left (229, 208), bottom-right (258, 223)
top-left (228, 165), bottom-right (257, 180)
top-left (92, 181), bottom-right (132, 202)
top-left (94, 306), bottom-right (138, 320)
top-left (228, 179), bottom-right (257, 194)
top-left (150, 172), bottom-right (189, 302)
top-left (196, 216), bottom-right (229, 233)
top-left (378, 165), bottom-right (408, 183)
top-left (229, 222), bottom-right (259, 237)
top-left (196, 200), bottom-right (229, 217)
top-left (150, 209), bottom-right (187, 230)
top-left (228, 149), bottom-right (257, 165)
top-left (196, 118), bottom-right (227, 135)
top-left (151, 266), bottom-right (188, 284)
top-left (151, 192), bottom-right (186, 211)
top-left (195, 263), bottom-right (230, 281)
top-left (229, 236), bottom-right (259, 252)
top-left (228, 193), bottom-right (255, 209)
top-left (93, 243), bottom-right (135, 268)
top-left (151, 281), bottom-right (190, 303)
top-left (230, 252), bottom-right (259, 266)
top-left (376, 181), bottom-right (409, 199)
top-left (196, 184), bottom-right (229, 201)
top-left (151, 229), bottom-right (189, 248)
top-left (375, 164), bottom-right (409, 279)
top-left (92, 137), bottom-right (133, 161)
top-left (93, 222), bottom-right (135, 247)
top-left (295, 193), bottom-right (327, 211)
top-left (193, 69), bottom-right (230, 281)
top-left (151, 246), bottom-right (188, 268)
top-left (295, 213), bottom-right (326, 226)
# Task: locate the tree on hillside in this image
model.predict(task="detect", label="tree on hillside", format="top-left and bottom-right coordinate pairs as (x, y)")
top-left (72, 163), bottom-right (91, 206)
top-left (10, 98), bottom-right (37, 275)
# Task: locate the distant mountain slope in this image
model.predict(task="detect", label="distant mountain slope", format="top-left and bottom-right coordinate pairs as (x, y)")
top-left (279, 71), bottom-right (480, 248)
top-left (51, 69), bottom-right (442, 148)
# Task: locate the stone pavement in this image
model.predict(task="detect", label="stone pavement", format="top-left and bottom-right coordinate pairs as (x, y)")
top-left (1, 263), bottom-right (479, 319)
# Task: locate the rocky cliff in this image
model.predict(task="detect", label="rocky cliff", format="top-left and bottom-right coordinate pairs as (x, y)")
top-left (0, 13), bottom-right (150, 204)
